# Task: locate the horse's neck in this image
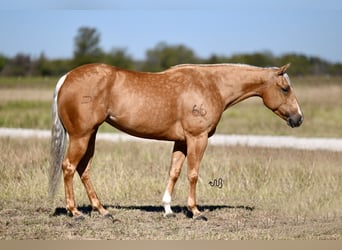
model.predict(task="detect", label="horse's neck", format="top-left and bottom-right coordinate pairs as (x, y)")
top-left (214, 66), bottom-right (267, 110)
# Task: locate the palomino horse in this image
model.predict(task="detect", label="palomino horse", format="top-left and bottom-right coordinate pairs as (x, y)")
top-left (50, 63), bottom-right (303, 220)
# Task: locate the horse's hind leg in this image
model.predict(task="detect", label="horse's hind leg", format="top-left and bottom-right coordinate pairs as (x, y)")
top-left (76, 130), bottom-right (110, 217)
top-left (62, 134), bottom-right (93, 219)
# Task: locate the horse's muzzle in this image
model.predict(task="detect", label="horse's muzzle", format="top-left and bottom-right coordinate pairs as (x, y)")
top-left (287, 114), bottom-right (304, 128)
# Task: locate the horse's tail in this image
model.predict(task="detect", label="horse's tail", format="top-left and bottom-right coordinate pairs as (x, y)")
top-left (49, 74), bottom-right (68, 198)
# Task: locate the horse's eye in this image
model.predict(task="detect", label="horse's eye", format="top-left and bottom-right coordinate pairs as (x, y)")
top-left (281, 86), bottom-right (290, 94)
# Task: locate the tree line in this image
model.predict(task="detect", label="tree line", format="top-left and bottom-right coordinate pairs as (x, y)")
top-left (1, 26), bottom-right (341, 77)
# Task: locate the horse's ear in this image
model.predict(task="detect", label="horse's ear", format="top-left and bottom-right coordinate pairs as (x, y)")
top-left (276, 63), bottom-right (291, 75)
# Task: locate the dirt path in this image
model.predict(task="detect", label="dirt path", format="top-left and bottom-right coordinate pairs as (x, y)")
top-left (1, 127), bottom-right (341, 152)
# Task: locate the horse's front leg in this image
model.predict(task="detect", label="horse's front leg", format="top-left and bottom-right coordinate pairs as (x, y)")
top-left (186, 133), bottom-right (208, 220)
top-left (162, 141), bottom-right (187, 217)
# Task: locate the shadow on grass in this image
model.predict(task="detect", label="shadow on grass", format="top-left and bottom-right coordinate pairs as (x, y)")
top-left (52, 204), bottom-right (254, 218)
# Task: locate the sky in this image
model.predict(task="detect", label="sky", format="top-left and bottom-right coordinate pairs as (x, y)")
top-left (1, 0), bottom-right (342, 63)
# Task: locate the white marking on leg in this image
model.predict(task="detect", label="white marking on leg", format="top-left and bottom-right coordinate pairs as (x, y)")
top-left (162, 190), bottom-right (173, 216)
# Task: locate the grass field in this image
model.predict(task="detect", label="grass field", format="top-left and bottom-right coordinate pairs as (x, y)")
top-left (0, 76), bottom-right (341, 239)
top-left (0, 137), bottom-right (341, 239)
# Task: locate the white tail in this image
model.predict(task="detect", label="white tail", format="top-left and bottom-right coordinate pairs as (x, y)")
top-left (49, 74), bottom-right (67, 197)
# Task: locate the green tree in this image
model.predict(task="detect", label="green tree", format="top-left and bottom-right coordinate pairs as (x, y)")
top-left (73, 26), bottom-right (103, 67)
top-left (1, 53), bottom-right (31, 76)
top-left (279, 54), bottom-right (313, 76)
top-left (0, 54), bottom-right (7, 73)
top-left (327, 63), bottom-right (342, 76)
top-left (204, 54), bottom-right (231, 64)
top-left (34, 52), bottom-right (50, 76)
top-left (103, 48), bottom-right (134, 69)
top-left (143, 42), bottom-right (198, 72)
top-left (229, 51), bottom-right (276, 67)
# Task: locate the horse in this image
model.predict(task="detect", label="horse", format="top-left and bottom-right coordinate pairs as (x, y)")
top-left (49, 63), bottom-right (303, 220)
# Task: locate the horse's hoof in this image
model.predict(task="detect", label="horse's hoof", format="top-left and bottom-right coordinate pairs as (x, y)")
top-left (104, 213), bottom-right (113, 219)
top-left (74, 214), bottom-right (85, 221)
top-left (193, 214), bottom-right (208, 221)
top-left (104, 213), bottom-right (120, 223)
top-left (164, 212), bottom-right (176, 218)
top-left (104, 213), bottom-right (115, 221)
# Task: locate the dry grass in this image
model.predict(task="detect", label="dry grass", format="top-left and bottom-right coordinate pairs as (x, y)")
top-left (0, 137), bottom-right (341, 239)
top-left (0, 88), bottom-right (53, 102)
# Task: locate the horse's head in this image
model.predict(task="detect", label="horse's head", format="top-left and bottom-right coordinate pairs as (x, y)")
top-left (261, 64), bottom-right (303, 128)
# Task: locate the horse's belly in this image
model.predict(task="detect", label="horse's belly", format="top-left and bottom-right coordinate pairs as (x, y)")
top-left (106, 114), bottom-right (184, 141)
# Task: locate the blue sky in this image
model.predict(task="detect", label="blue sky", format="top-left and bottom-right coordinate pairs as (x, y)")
top-left (1, 0), bottom-right (342, 63)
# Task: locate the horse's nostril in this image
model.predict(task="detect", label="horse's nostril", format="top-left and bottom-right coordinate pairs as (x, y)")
top-left (299, 115), bottom-right (304, 126)
top-left (288, 115), bottom-right (303, 128)
top-left (288, 118), bottom-right (295, 128)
